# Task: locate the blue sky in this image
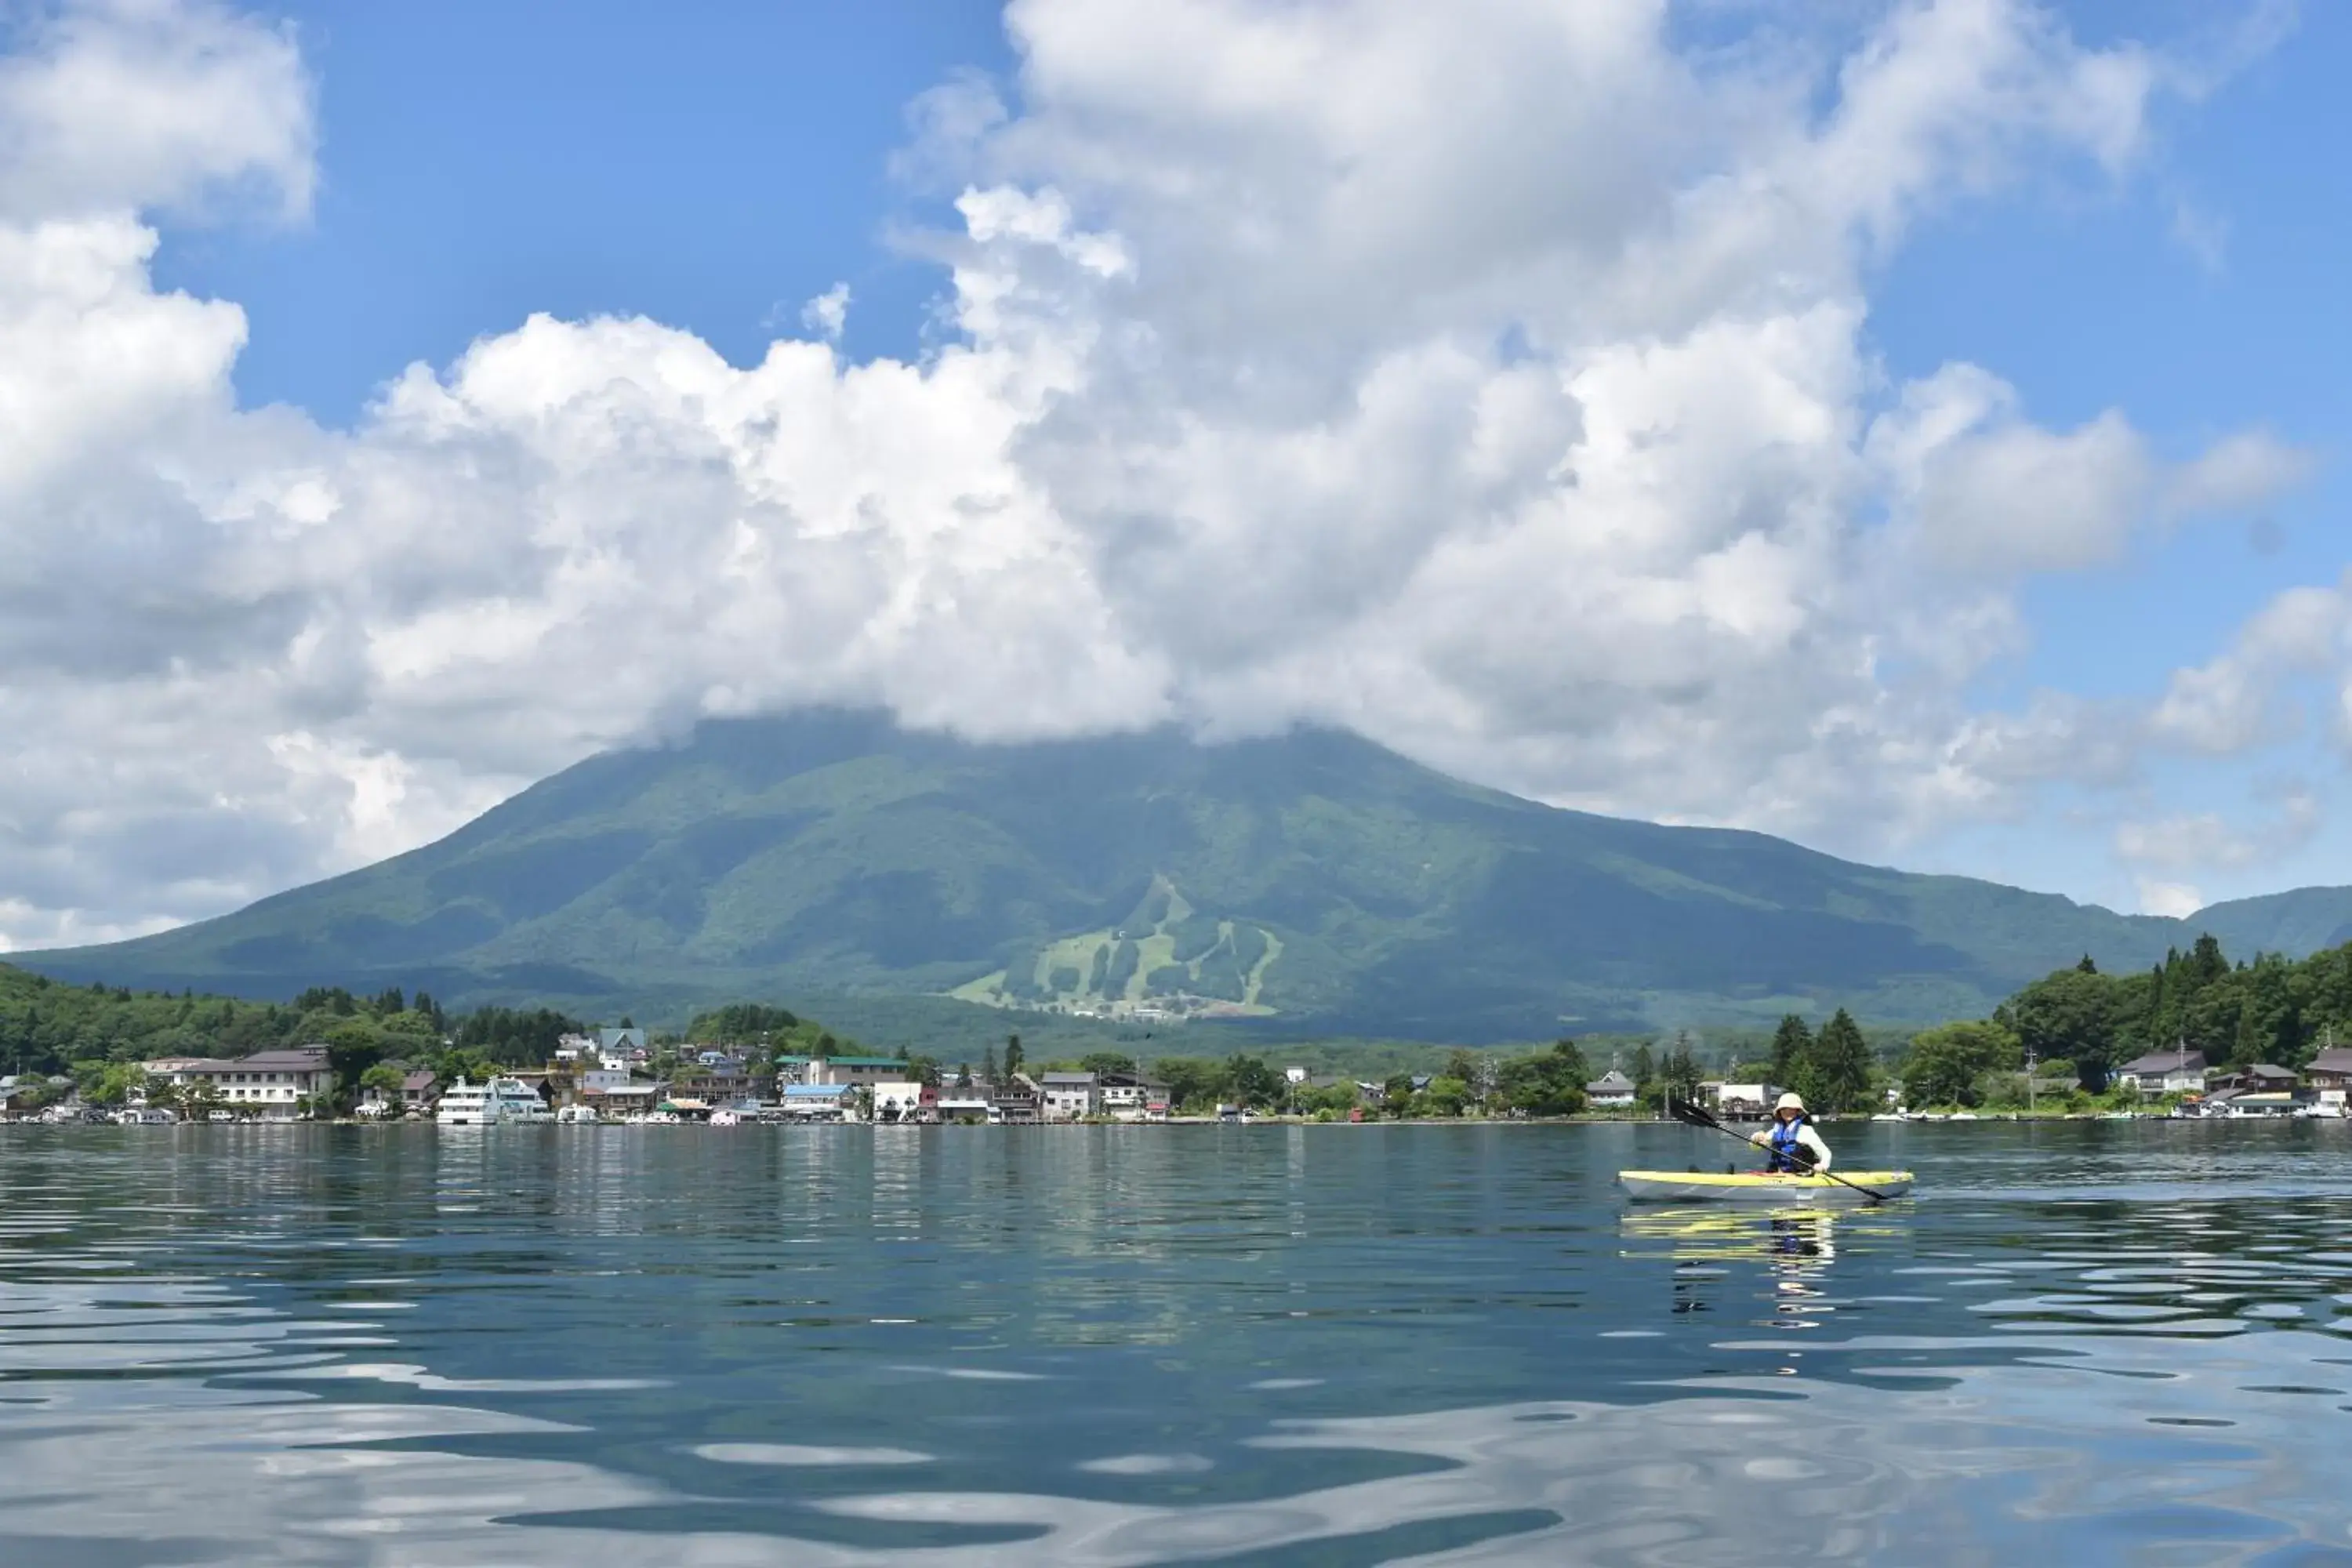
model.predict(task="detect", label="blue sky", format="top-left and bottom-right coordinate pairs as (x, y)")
top-left (154, 1), bottom-right (1014, 422)
top-left (2, 0), bottom-right (2347, 945)
top-left (1864, 2), bottom-right (2350, 898)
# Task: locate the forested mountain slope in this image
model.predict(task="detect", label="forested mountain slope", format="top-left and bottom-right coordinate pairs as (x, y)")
top-left (25, 711), bottom-right (2348, 1038)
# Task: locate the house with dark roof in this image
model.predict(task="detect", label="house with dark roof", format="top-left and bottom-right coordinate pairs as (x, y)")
top-left (2202, 1063), bottom-right (2303, 1116)
top-left (2208, 1063), bottom-right (2299, 1094)
top-left (2114, 1048), bottom-right (2206, 1097)
top-left (989, 1073), bottom-right (1040, 1124)
top-left (359, 1069), bottom-right (440, 1119)
top-left (1099, 1071), bottom-right (1168, 1120)
top-left (1584, 1070), bottom-right (1638, 1109)
top-left (2304, 1047), bottom-right (2352, 1110)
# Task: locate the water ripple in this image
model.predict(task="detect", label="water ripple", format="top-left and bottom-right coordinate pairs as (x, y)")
top-left (2, 1120), bottom-right (2350, 1563)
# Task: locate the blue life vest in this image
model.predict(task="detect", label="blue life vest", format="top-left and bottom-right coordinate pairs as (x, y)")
top-left (1766, 1117), bottom-right (1810, 1173)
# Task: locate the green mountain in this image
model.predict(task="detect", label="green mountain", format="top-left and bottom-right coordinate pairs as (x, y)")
top-left (21, 712), bottom-right (2352, 1038)
top-left (2180, 885), bottom-right (2352, 959)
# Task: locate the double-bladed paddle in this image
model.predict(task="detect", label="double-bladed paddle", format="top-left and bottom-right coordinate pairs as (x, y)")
top-left (1664, 1097), bottom-right (1894, 1204)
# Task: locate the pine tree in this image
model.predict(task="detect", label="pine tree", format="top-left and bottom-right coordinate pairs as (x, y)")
top-left (1808, 1009), bottom-right (1875, 1115)
top-left (1769, 1014), bottom-right (1813, 1091)
top-left (1662, 1032), bottom-right (1704, 1102)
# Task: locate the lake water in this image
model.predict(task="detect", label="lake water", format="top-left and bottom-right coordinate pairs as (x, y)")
top-left (2, 1121), bottom-right (2350, 1566)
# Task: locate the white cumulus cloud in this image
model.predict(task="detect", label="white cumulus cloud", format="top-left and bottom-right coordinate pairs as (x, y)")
top-left (2151, 580), bottom-right (2351, 755)
top-left (0, 0), bottom-right (2315, 949)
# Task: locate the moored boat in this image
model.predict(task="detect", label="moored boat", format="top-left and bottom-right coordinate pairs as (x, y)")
top-left (435, 1076), bottom-right (555, 1127)
top-left (1618, 1169), bottom-right (1914, 1203)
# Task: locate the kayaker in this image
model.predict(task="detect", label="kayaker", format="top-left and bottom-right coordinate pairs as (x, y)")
top-left (1750, 1092), bottom-right (1833, 1174)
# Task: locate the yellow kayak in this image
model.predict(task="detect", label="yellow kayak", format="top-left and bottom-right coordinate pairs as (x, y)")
top-left (1618, 1169), bottom-right (1913, 1203)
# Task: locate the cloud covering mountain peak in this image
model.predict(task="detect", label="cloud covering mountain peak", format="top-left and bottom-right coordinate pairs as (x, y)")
top-left (0, 0), bottom-right (2316, 949)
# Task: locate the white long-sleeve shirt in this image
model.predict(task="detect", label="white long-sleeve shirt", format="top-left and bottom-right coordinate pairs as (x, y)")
top-left (1748, 1120), bottom-right (1834, 1172)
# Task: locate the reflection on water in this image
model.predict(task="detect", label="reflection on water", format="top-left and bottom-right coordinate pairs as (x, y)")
top-left (0, 1120), bottom-right (2348, 1563)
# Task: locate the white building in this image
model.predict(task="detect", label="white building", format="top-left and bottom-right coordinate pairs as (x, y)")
top-left (2115, 1049), bottom-right (2207, 1097)
top-left (1585, 1070), bottom-right (1638, 1109)
top-left (143, 1047), bottom-right (332, 1118)
top-left (1284, 1065), bottom-right (1310, 1085)
top-left (871, 1081), bottom-right (936, 1123)
top-left (1038, 1072), bottom-right (1100, 1121)
top-left (1100, 1073), bottom-right (1167, 1120)
top-left (779, 1054), bottom-right (910, 1089)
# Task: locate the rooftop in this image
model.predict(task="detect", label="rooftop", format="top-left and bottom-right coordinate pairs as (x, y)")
top-left (2118, 1049), bottom-right (2205, 1073)
top-left (236, 1047), bottom-right (328, 1069)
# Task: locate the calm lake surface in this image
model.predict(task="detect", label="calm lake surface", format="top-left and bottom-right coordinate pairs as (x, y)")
top-left (2, 1121), bottom-right (2350, 1566)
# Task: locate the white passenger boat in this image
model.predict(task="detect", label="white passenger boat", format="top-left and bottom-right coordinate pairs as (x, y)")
top-left (555, 1103), bottom-right (601, 1124)
top-left (435, 1076), bottom-right (554, 1126)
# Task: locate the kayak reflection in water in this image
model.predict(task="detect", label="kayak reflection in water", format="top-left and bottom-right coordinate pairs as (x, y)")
top-left (1748, 1091), bottom-right (1833, 1174)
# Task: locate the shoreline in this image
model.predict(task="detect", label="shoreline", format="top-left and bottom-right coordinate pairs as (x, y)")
top-left (11, 1109), bottom-right (2343, 1130)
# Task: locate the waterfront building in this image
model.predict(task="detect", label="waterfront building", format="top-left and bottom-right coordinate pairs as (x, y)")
top-left (2115, 1049), bottom-right (2207, 1097)
top-left (357, 1069), bottom-right (440, 1118)
top-left (1585, 1070), bottom-right (1638, 1109)
top-left (670, 1062), bottom-right (768, 1102)
top-left (776, 1054), bottom-right (911, 1090)
top-left (1038, 1072), bottom-right (1100, 1121)
top-left (143, 1047), bottom-right (332, 1119)
top-left (579, 1080), bottom-right (659, 1116)
top-left (781, 1083), bottom-right (855, 1120)
top-left (871, 1081), bottom-right (937, 1123)
top-left (990, 1074), bottom-right (1040, 1124)
top-left (2306, 1048), bottom-right (2352, 1110)
top-left (2201, 1065), bottom-right (2303, 1116)
top-left (1099, 1072), bottom-right (1167, 1120)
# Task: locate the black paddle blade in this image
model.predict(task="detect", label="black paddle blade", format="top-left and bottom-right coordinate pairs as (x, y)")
top-left (1666, 1097), bottom-right (1718, 1129)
